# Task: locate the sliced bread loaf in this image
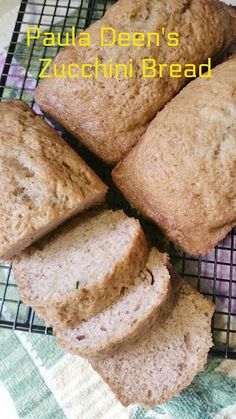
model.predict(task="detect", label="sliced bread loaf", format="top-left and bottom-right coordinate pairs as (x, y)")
top-left (0, 100), bottom-right (107, 260)
top-left (56, 248), bottom-right (180, 358)
top-left (91, 282), bottom-right (215, 407)
top-left (13, 210), bottom-right (148, 328)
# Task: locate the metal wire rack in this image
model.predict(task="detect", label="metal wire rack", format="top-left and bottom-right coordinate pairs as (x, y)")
top-left (0, 0), bottom-right (235, 359)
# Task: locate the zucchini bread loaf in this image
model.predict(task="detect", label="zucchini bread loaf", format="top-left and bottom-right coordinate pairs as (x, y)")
top-left (35, 0), bottom-right (236, 164)
top-left (113, 57), bottom-right (236, 255)
top-left (0, 100), bottom-right (107, 260)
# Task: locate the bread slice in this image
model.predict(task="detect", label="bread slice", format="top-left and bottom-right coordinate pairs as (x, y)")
top-left (35, 0), bottom-right (236, 164)
top-left (0, 100), bottom-right (107, 260)
top-left (13, 210), bottom-right (148, 328)
top-left (56, 248), bottom-right (180, 358)
top-left (91, 282), bottom-right (215, 407)
top-left (113, 56), bottom-right (236, 255)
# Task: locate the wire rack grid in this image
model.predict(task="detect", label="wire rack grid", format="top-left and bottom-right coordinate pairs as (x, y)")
top-left (0, 0), bottom-right (235, 359)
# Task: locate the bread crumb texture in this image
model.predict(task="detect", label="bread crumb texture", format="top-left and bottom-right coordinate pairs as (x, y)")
top-left (56, 249), bottom-right (179, 358)
top-left (92, 281), bottom-right (215, 407)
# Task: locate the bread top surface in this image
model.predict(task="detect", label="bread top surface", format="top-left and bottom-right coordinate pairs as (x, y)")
top-left (113, 57), bottom-right (236, 255)
top-left (92, 281), bottom-right (215, 406)
top-left (35, 0), bottom-right (236, 164)
top-left (0, 100), bottom-right (107, 258)
top-left (13, 209), bottom-right (145, 302)
top-left (56, 248), bottom-right (176, 356)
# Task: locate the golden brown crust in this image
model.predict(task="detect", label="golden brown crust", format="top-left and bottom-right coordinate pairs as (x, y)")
top-left (0, 100), bottom-right (107, 259)
top-left (113, 57), bottom-right (236, 255)
top-left (35, 0), bottom-right (236, 164)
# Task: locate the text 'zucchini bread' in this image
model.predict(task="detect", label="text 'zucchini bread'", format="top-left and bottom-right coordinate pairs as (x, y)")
top-left (13, 210), bottom-right (148, 328)
top-left (113, 57), bottom-right (236, 255)
top-left (35, 0), bottom-right (236, 164)
top-left (0, 100), bottom-right (107, 260)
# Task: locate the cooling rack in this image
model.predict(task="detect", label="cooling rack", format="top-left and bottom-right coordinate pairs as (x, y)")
top-left (0, 0), bottom-right (235, 359)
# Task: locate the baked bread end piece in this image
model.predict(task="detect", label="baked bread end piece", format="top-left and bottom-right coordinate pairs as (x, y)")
top-left (0, 100), bottom-right (107, 260)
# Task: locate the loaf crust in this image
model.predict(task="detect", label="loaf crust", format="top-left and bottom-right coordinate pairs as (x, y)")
top-left (35, 0), bottom-right (236, 164)
top-left (113, 57), bottom-right (236, 255)
top-left (0, 100), bottom-right (107, 260)
top-left (13, 210), bottom-right (148, 328)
